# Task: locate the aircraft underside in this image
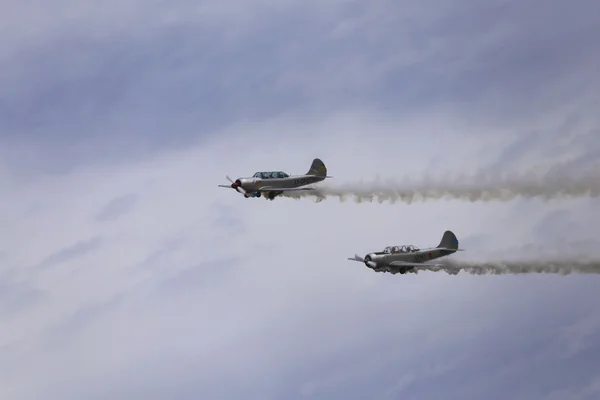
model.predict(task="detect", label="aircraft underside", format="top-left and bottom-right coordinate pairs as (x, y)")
top-left (265, 191), bottom-right (283, 200)
top-left (376, 265), bottom-right (415, 274)
top-left (247, 190), bottom-right (283, 200)
top-left (396, 266), bottom-right (414, 274)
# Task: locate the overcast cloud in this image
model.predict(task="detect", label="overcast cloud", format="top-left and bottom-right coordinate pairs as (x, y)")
top-left (1, 0), bottom-right (600, 399)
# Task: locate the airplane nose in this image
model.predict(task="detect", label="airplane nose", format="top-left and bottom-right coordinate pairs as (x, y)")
top-left (364, 254), bottom-right (377, 268)
top-left (230, 179), bottom-right (249, 197)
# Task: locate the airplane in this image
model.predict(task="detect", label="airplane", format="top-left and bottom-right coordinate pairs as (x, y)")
top-left (218, 158), bottom-right (332, 200)
top-left (347, 230), bottom-right (464, 274)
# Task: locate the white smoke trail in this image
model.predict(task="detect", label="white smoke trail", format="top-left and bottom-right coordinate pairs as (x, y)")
top-left (407, 260), bottom-right (600, 275)
top-left (279, 169), bottom-right (600, 204)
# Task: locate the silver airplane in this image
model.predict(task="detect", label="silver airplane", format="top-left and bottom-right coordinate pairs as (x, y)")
top-left (218, 158), bottom-right (331, 200)
top-left (347, 230), bottom-right (464, 274)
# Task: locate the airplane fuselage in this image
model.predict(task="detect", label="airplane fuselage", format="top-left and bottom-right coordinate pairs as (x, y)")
top-left (236, 174), bottom-right (325, 198)
top-left (364, 248), bottom-right (457, 274)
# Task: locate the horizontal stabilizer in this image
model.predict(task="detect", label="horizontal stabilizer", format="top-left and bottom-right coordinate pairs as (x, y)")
top-left (437, 247), bottom-right (465, 251)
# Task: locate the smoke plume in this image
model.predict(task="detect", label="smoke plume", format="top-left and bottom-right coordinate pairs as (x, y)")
top-left (279, 169), bottom-right (600, 204)
top-left (407, 260), bottom-right (600, 275)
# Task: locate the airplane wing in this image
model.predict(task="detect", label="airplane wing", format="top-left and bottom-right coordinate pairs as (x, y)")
top-left (257, 186), bottom-right (315, 192)
top-left (388, 261), bottom-right (444, 268)
top-left (386, 261), bottom-right (446, 275)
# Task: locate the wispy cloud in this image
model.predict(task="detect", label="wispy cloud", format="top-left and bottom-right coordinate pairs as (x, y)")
top-left (36, 236), bottom-right (103, 268)
top-left (95, 193), bottom-right (138, 222)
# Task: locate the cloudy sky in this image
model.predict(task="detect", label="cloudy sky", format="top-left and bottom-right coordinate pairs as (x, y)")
top-left (2, 0), bottom-right (600, 399)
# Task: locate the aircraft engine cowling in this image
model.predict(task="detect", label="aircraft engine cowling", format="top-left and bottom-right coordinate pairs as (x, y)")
top-left (364, 254), bottom-right (377, 269)
top-left (229, 179), bottom-right (248, 197)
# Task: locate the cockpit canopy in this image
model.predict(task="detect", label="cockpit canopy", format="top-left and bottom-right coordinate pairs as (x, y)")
top-left (252, 171), bottom-right (289, 179)
top-left (382, 245), bottom-right (420, 254)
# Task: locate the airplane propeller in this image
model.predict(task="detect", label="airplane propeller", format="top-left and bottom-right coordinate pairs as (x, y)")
top-left (222, 175), bottom-right (248, 197)
top-left (348, 254), bottom-right (377, 268)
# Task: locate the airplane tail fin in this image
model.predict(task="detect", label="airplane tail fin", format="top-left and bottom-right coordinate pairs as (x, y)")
top-left (306, 158), bottom-right (327, 177)
top-left (436, 230), bottom-right (460, 250)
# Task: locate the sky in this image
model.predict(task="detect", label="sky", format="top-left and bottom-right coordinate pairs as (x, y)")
top-left (1, 0), bottom-right (600, 399)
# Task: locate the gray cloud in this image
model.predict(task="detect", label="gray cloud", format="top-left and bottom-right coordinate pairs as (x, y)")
top-left (155, 257), bottom-right (240, 295)
top-left (36, 236), bottom-right (103, 268)
top-left (39, 292), bottom-right (125, 351)
top-left (0, 276), bottom-right (45, 316)
top-left (3, 149), bottom-right (600, 400)
top-left (95, 193), bottom-right (138, 222)
top-left (2, 1), bottom-right (598, 176)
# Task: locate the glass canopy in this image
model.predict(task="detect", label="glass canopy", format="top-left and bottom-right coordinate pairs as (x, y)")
top-left (252, 171), bottom-right (290, 179)
top-left (382, 245), bottom-right (420, 254)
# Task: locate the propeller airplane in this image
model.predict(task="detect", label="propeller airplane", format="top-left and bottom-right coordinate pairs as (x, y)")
top-left (218, 158), bottom-right (331, 200)
top-left (348, 230), bottom-right (464, 274)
